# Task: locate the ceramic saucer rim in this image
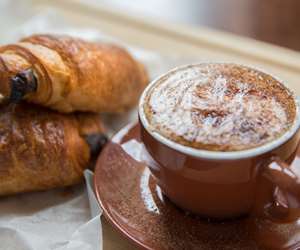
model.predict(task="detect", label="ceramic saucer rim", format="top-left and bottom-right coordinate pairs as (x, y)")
top-left (94, 122), bottom-right (153, 250)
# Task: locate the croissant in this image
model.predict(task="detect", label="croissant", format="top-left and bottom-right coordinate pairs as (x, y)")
top-left (0, 103), bottom-right (107, 196)
top-left (0, 34), bottom-right (148, 113)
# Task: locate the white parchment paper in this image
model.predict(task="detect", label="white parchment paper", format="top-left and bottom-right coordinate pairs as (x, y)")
top-left (0, 1), bottom-right (199, 249)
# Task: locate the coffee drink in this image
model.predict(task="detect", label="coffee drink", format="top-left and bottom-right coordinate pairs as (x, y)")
top-left (143, 63), bottom-right (296, 151)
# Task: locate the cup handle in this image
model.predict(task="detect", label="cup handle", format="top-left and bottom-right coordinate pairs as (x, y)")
top-left (262, 156), bottom-right (300, 220)
top-left (264, 157), bottom-right (299, 196)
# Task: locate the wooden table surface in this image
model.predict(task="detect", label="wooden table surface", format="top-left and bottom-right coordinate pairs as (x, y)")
top-left (98, 0), bottom-right (300, 51)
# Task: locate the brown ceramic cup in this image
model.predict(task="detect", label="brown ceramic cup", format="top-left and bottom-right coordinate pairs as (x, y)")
top-left (138, 64), bottom-right (300, 220)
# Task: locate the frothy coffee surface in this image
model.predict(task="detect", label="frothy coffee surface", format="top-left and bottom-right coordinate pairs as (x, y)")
top-left (144, 63), bottom-right (296, 151)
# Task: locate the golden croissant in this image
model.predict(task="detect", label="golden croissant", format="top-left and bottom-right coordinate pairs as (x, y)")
top-left (0, 34), bottom-right (148, 113)
top-left (0, 103), bottom-right (106, 196)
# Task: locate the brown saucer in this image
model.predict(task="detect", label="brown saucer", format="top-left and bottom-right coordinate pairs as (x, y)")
top-left (94, 123), bottom-right (300, 250)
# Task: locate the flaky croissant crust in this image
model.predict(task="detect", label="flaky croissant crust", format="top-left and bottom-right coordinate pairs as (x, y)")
top-left (0, 103), bottom-right (105, 196)
top-left (0, 34), bottom-right (148, 113)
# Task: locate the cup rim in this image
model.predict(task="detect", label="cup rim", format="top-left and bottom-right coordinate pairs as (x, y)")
top-left (138, 63), bottom-right (300, 160)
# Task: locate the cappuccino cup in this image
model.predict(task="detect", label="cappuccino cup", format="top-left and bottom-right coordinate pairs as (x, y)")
top-left (138, 63), bottom-right (300, 219)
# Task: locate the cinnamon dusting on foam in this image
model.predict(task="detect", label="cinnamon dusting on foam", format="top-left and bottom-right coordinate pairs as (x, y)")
top-left (144, 64), bottom-right (296, 151)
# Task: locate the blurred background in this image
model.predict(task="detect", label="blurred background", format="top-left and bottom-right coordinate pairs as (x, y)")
top-left (97, 0), bottom-right (300, 51)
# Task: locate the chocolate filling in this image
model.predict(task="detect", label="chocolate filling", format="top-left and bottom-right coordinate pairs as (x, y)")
top-left (9, 68), bottom-right (37, 103)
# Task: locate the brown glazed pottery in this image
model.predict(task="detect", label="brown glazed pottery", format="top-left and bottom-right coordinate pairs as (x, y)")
top-left (138, 65), bottom-right (300, 219)
top-left (94, 123), bottom-right (300, 250)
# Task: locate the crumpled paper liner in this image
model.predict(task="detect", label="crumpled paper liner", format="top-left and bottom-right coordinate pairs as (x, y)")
top-left (0, 170), bottom-right (100, 250)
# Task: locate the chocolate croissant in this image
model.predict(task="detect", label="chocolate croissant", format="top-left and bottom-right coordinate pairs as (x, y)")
top-left (0, 34), bottom-right (148, 113)
top-left (0, 103), bottom-right (106, 196)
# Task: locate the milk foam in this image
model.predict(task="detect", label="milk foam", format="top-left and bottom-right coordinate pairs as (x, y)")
top-left (145, 64), bottom-right (294, 151)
